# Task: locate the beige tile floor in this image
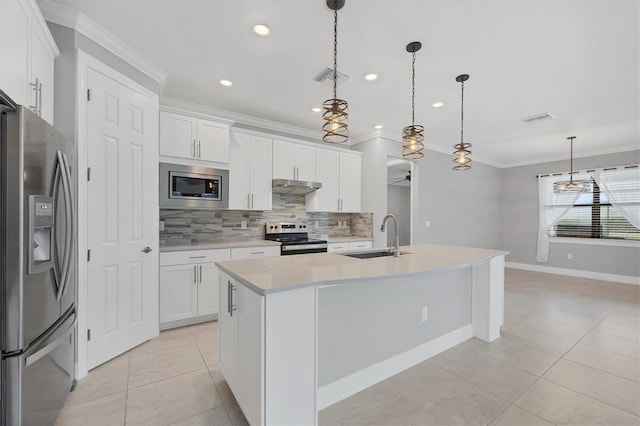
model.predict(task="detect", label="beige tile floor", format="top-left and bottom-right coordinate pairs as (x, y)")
top-left (56, 269), bottom-right (640, 425)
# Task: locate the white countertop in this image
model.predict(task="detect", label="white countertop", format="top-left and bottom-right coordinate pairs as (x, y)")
top-left (217, 244), bottom-right (508, 294)
top-left (327, 237), bottom-right (373, 243)
top-left (160, 240), bottom-right (281, 252)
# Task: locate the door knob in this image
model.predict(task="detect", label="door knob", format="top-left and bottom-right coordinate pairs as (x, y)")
top-left (142, 246), bottom-right (152, 254)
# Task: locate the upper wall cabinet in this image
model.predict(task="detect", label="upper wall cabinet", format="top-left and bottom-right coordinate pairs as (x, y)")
top-left (0, 0), bottom-right (58, 124)
top-left (229, 132), bottom-right (273, 211)
top-left (160, 111), bottom-right (230, 164)
top-left (272, 140), bottom-right (316, 182)
top-left (306, 149), bottom-right (362, 213)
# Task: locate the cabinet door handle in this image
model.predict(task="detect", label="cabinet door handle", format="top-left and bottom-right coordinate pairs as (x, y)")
top-left (250, 251), bottom-right (264, 255)
top-left (199, 265), bottom-right (202, 283)
top-left (247, 193), bottom-right (251, 209)
top-left (198, 140), bottom-right (202, 158)
top-left (251, 193), bottom-right (254, 208)
top-left (194, 265), bottom-right (197, 284)
top-left (37, 82), bottom-right (42, 116)
top-left (193, 139), bottom-right (196, 158)
top-left (293, 166), bottom-right (296, 180)
top-left (227, 281), bottom-right (236, 316)
top-left (29, 78), bottom-right (39, 114)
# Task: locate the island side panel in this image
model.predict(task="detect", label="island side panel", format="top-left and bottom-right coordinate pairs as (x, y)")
top-left (265, 286), bottom-right (317, 426)
top-left (472, 254), bottom-right (505, 342)
top-left (316, 268), bottom-right (473, 407)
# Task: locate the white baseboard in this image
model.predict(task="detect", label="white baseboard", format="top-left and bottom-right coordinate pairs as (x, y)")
top-left (317, 324), bottom-right (473, 410)
top-left (506, 262), bottom-right (640, 286)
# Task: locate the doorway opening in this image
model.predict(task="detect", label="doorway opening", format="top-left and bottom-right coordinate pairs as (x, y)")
top-left (386, 157), bottom-right (413, 246)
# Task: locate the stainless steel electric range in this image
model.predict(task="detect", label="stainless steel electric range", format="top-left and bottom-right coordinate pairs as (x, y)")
top-left (265, 222), bottom-right (328, 255)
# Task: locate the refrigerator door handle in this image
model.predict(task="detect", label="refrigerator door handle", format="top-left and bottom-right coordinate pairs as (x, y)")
top-left (59, 152), bottom-right (74, 298)
top-left (25, 316), bottom-right (77, 367)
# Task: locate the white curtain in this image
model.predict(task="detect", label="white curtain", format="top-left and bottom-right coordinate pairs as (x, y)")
top-left (593, 168), bottom-right (640, 229)
top-left (536, 174), bottom-right (587, 262)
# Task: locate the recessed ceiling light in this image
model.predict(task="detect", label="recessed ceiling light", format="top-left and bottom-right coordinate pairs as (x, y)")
top-left (364, 73), bottom-right (378, 81)
top-left (374, 125), bottom-right (384, 129)
top-left (219, 80), bottom-right (233, 87)
top-left (432, 102), bottom-right (444, 108)
top-left (253, 24), bottom-right (271, 37)
top-left (311, 107), bottom-right (322, 113)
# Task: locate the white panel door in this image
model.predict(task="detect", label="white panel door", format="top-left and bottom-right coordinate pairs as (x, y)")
top-left (272, 140), bottom-right (296, 180)
top-left (0, 0), bottom-right (30, 106)
top-left (249, 136), bottom-right (273, 210)
top-left (87, 67), bottom-right (159, 369)
top-left (159, 111), bottom-right (196, 159)
top-left (308, 148), bottom-right (339, 212)
top-left (197, 262), bottom-right (220, 316)
top-left (197, 120), bottom-right (229, 163)
top-left (339, 152), bottom-right (362, 212)
top-left (229, 132), bottom-right (251, 210)
top-left (159, 265), bottom-right (198, 323)
top-left (295, 145), bottom-right (316, 182)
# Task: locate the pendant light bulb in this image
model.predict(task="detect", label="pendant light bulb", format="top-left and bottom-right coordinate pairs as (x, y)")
top-left (402, 41), bottom-right (425, 160)
top-left (322, 0), bottom-right (348, 144)
top-left (453, 74), bottom-right (471, 171)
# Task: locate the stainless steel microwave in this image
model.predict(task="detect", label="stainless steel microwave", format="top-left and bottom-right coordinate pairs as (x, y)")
top-left (159, 162), bottom-right (229, 209)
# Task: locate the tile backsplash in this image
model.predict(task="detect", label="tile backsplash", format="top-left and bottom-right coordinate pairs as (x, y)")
top-left (160, 194), bottom-right (373, 244)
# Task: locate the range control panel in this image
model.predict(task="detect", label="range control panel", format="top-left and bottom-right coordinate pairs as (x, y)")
top-left (265, 222), bottom-right (308, 234)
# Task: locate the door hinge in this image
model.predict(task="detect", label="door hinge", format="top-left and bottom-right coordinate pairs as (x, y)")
top-left (87, 167), bottom-right (91, 181)
top-left (87, 329), bottom-right (91, 341)
top-left (87, 249), bottom-right (91, 262)
top-left (87, 89), bottom-right (91, 101)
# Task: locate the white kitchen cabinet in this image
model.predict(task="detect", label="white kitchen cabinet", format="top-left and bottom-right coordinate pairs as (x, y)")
top-left (230, 245), bottom-right (280, 260)
top-left (349, 240), bottom-right (372, 251)
top-left (219, 273), bottom-right (265, 425)
top-left (229, 132), bottom-right (272, 210)
top-left (307, 149), bottom-right (362, 213)
top-left (272, 140), bottom-right (316, 182)
top-left (159, 249), bottom-right (231, 329)
top-left (159, 111), bottom-right (229, 163)
top-left (328, 240), bottom-right (372, 252)
top-left (0, 0), bottom-right (58, 124)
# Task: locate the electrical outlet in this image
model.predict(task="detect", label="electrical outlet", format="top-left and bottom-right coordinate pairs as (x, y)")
top-left (421, 307), bottom-right (429, 322)
top-left (159, 221), bottom-right (165, 231)
top-left (567, 253), bottom-right (573, 260)
top-left (240, 220), bottom-right (247, 229)
top-left (314, 220), bottom-right (319, 228)
top-left (425, 220), bottom-right (430, 228)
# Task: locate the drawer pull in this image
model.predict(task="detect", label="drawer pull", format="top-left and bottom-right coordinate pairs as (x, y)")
top-left (189, 256), bottom-right (207, 259)
top-left (251, 251), bottom-right (264, 255)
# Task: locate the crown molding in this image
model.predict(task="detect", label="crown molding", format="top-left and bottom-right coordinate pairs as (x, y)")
top-left (161, 96), bottom-right (324, 143)
top-left (37, 0), bottom-right (167, 91)
top-left (499, 144), bottom-right (640, 169)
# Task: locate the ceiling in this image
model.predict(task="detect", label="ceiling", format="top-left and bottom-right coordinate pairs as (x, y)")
top-left (46, 0), bottom-right (639, 167)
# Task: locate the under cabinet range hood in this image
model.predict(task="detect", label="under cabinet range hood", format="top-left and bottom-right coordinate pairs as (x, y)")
top-left (272, 179), bottom-right (322, 195)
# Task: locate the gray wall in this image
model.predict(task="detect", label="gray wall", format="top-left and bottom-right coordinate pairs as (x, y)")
top-left (354, 138), bottom-right (502, 250)
top-left (387, 184), bottom-right (411, 246)
top-left (501, 150), bottom-right (640, 277)
top-left (413, 150), bottom-right (503, 250)
top-left (318, 268), bottom-right (471, 386)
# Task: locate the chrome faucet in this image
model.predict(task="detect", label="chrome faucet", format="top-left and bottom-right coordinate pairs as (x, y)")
top-left (380, 214), bottom-right (400, 257)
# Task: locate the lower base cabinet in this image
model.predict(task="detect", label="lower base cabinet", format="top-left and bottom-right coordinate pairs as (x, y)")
top-left (159, 249), bottom-right (231, 329)
top-left (219, 272), bottom-right (264, 425)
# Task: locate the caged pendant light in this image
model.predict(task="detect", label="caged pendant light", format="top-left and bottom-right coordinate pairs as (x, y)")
top-left (555, 136), bottom-right (587, 192)
top-left (453, 74), bottom-right (471, 170)
top-left (322, 0), bottom-right (348, 144)
top-left (402, 41), bottom-right (425, 160)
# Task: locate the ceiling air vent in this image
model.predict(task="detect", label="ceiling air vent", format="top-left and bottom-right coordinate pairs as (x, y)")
top-left (523, 113), bottom-right (556, 123)
top-left (313, 67), bottom-right (349, 87)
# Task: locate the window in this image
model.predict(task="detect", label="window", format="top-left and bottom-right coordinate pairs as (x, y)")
top-left (550, 178), bottom-right (640, 241)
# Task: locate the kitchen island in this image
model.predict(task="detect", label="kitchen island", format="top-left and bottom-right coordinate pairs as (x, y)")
top-left (216, 244), bottom-right (508, 425)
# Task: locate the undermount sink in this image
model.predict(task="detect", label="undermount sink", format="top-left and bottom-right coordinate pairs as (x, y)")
top-left (340, 250), bottom-right (409, 259)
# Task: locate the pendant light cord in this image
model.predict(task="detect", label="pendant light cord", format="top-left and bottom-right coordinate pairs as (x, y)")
top-left (411, 51), bottom-right (416, 126)
top-left (333, 8), bottom-right (338, 100)
top-left (460, 79), bottom-right (464, 144)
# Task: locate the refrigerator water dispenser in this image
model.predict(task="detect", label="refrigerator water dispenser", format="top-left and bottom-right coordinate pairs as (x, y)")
top-left (28, 195), bottom-right (55, 274)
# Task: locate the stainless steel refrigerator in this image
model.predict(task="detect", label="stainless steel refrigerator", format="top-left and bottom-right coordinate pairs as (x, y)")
top-left (0, 90), bottom-right (76, 425)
